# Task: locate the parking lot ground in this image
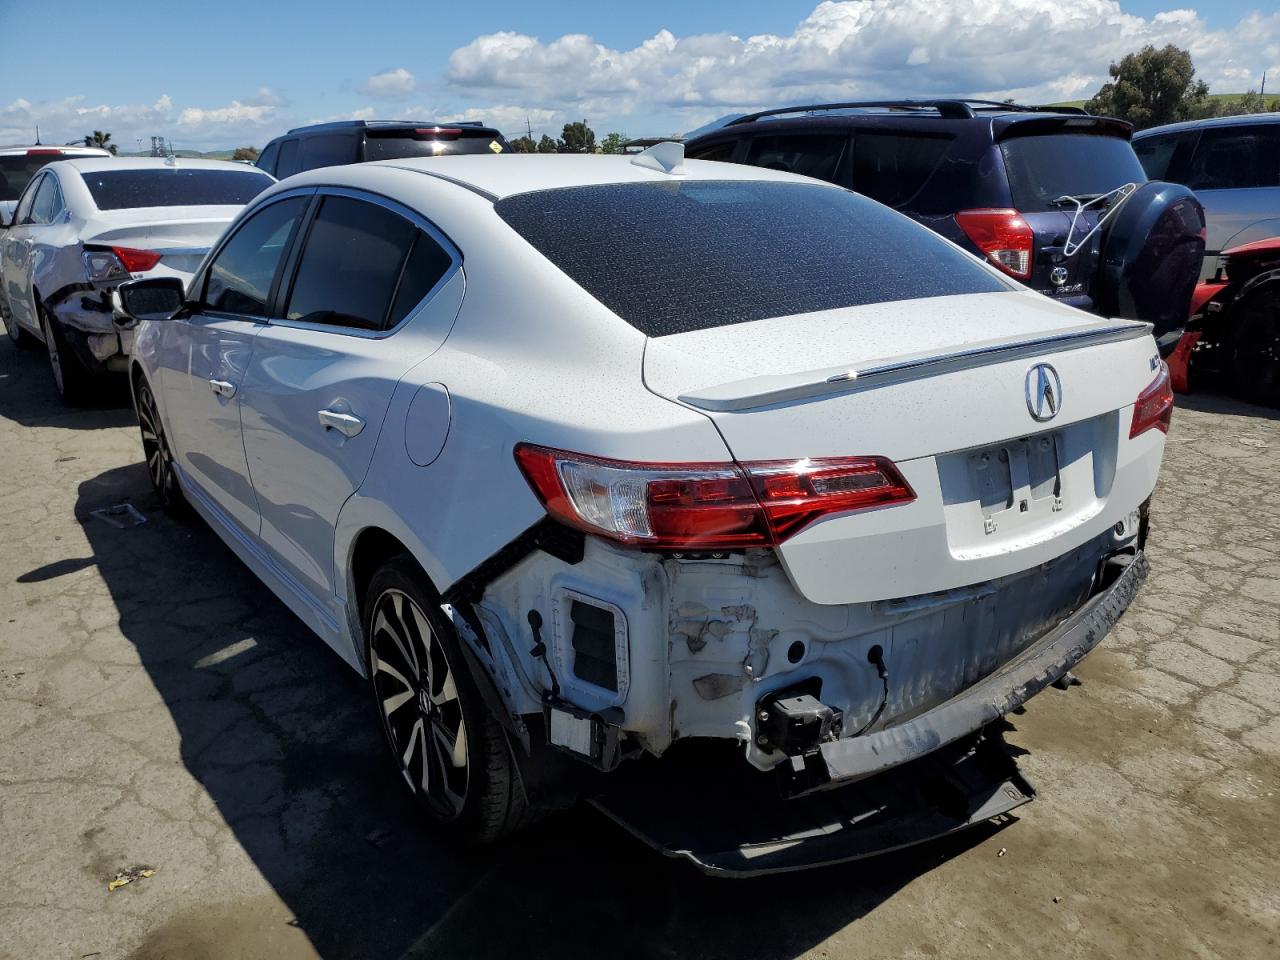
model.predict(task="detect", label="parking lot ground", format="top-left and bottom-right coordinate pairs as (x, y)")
top-left (0, 332), bottom-right (1277, 960)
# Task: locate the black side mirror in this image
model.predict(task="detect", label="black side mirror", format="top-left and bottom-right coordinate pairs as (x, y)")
top-left (117, 276), bottom-right (188, 323)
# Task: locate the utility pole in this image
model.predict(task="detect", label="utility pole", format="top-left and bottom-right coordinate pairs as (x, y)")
top-left (526, 115), bottom-right (532, 141)
top-left (1262, 72), bottom-right (1267, 96)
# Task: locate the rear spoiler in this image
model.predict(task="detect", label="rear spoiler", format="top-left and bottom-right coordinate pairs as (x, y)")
top-left (677, 320), bottom-right (1152, 412)
top-left (995, 115), bottom-right (1133, 141)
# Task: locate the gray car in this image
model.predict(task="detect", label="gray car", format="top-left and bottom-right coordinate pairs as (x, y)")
top-left (1133, 113), bottom-right (1280, 279)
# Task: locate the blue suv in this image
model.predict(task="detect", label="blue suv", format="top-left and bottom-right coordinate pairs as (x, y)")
top-left (685, 99), bottom-right (1205, 353)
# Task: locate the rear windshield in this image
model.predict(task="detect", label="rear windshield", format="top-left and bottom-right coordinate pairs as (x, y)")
top-left (495, 181), bottom-right (1010, 337)
top-left (364, 129), bottom-right (507, 160)
top-left (0, 155), bottom-right (62, 201)
top-left (1000, 133), bottom-right (1147, 212)
top-left (83, 169), bottom-right (274, 210)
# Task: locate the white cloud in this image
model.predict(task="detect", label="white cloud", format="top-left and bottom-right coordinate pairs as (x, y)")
top-left (445, 0), bottom-right (1280, 132)
top-left (360, 67), bottom-right (417, 99)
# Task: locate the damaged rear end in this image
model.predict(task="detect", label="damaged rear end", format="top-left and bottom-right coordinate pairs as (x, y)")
top-left (470, 177), bottom-right (1169, 872)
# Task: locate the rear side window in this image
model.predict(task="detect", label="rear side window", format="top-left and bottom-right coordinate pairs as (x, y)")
top-left (688, 141), bottom-right (737, 163)
top-left (853, 133), bottom-right (951, 208)
top-left (203, 196), bottom-right (307, 315)
top-left (746, 135), bottom-right (846, 183)
top-left (1000, 134), bottom-right (1147, 212)
top-left (1185, 125), bottom-right (1280, 190)
top-left (83, 169), bottom-right (273, 210)
top-left (387, 232), bottom-right (454, 325)
top-left (300, 134), bottom-right (357, 172)
top-left (276, 140), bottom-right (300, 178)
top-left (28, 174), bottom-right (62, 224)
top-left (283, 196), bottom-right (420, 331)
top-left (256, 141), bottom-right (280, 176)
top-left (363, 128), bottom-right (507, 160)
top-left (1133, 131), bottom-right (1198, 181)
top-left (496, 181), bottom-right (1010, 337)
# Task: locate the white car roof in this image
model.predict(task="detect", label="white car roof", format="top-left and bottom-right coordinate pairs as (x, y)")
top-left (350, 153), bottom-right (829, 201)
top-left (56, 156), bottom-right (268, 175)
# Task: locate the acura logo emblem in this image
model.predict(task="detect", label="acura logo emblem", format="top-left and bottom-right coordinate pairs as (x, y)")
top-left (1026, 363), bottom-right (1062, 422)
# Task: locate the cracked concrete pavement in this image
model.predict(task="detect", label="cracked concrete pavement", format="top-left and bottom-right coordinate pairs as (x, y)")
top-left (0, 329), bottom-right (1277, 960)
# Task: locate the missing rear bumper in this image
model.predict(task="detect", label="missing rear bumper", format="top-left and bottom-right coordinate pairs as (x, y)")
top-left (779, 550), bottom-right (1147, 798)
top-left (589, 729), bottom-right (1033, 877)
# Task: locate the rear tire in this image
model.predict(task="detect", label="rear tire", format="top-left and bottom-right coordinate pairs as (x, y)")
top-left (39, 304), bottom-right (94, 405)
top-left (365, 555), bottom-right (531, 844)
top-left (4, 312), bottom-right (35, 348)
top-left (1230, 286), bottom-right (1280, 408)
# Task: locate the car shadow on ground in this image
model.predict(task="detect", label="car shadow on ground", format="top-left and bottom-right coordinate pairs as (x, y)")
top-left (0, 326), bottom-right (135, 429)
top-left (1175, 390), bottom-right (1280, 422)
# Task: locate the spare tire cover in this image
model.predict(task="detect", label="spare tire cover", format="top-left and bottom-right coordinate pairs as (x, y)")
top-left (1096, 181), bottom-right (1205, 352)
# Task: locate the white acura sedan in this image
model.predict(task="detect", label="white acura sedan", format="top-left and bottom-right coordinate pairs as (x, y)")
top-left (1, 157), bottom-right (274, 402)
top-left (117, 146), bottom-right (1171, 873)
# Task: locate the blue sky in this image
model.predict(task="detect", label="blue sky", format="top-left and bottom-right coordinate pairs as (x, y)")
top-left (0, 0), bottom-right (1275, 150)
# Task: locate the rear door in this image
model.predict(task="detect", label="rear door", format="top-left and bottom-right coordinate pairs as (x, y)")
top-left (1, 173), bottom-right (45, 330)
top-left (6, 173), bottom-right (67, 329)
top-left (239, 189), bottom-right (461, 604)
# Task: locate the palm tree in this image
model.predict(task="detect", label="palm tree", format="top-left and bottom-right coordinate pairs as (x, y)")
top-left (83, 130), bottom-right (118, 155)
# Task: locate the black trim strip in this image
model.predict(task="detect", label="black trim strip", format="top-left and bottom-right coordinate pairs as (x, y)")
top-left (441, 517), bottom-right (584, 605)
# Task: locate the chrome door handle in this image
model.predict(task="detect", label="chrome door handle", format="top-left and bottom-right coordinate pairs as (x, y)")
top-left (318, 408), bottom-right (365, 438)
top-left (209, 379), bottom-right (236, 398)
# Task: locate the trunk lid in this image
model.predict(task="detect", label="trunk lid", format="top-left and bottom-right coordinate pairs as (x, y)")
top-left (644, 290), bottom-right (1163, 603)
top-left (82, 207), bottom-right (238, 278)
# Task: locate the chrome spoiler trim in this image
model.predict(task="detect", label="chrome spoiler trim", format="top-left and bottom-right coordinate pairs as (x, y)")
top-left (677, 321), bottom-right (1152, 412)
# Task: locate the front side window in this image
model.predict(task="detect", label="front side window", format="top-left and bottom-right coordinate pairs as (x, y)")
top-left (83, 169), bottom-right (273, 210)
top-left (745, 134), bottom-right (847, 183)
top-left (203, 196), bottom-right (308, 316)
top-left (496, 180), bottom-right (1010, 337)
top-left (283, 196), bottom-right (421, 331)
top-left (13, 174), bottom-right (41, 223)
top-left (1185, 125), bottom-right (1280, 190)
top-left (852, 132), bottom-right (951, 208)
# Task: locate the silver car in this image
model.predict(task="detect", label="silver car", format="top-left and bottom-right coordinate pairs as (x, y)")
top-left (1133, 113), bottom-right (1280, 279)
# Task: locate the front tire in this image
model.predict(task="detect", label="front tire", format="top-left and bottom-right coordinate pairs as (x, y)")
top-left (135, 378), bottom-right (186, 514)
top-left (365, 555), bottom-right (529, 843)
top-left (1231, 286), bottom-right (1280, 408)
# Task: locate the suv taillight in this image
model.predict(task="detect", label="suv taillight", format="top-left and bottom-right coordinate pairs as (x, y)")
top-left (514, 444), bottom-right (915, 550)
top-left (1130, 363), bottom-right (1174, 438)
top-left (955, 209), bottom-right (1034, 279)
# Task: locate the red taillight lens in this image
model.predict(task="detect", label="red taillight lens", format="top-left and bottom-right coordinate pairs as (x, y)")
top-left (26, 148), bottom-right (63, 156)
top-left (111, 246), bottom-right (163, 272)
top-left (415, 127), bottom-right (461, 138)
top-left (513, 444), bottom-right (915, 550)
top-left (955, 209), bottom-right (1035, 279)
top-left (1130, 362), bottom-right (1174, 439)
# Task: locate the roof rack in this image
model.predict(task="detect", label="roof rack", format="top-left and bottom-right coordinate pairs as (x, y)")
top-left (727, 99), bottom-right (1090, 124)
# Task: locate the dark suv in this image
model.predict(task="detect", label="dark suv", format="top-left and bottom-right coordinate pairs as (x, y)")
top-left (685, 100), bottom-right (1205, 352)
top-left (256, 120), bottom-right (511, 180)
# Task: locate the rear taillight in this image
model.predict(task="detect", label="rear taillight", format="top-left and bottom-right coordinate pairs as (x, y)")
top-left (112, 246), bottom-right (163, 272)
top-left (955, 209), bottom-right (1034, 279)
top-left (514, 444), bottom-right (915, 550)
top-left (83, 246), bottom-right (162, 281)
top-left (1130, 362), bottom-right (1174, 439)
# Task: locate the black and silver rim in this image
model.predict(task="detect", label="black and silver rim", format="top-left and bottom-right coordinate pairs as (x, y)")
top-left (137, 385), bottom-right (176, 501)
top-left (41, 313), bottom-right (64, 395)
top-left (370, 589), bottom-right (469, 818)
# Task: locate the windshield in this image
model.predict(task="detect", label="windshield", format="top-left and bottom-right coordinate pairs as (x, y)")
top-left (0, 155), bottom-right (62, 202)
top-left (496, 181), bottom-right (1010, 337)
top-left (83, 169), bottom-right (274, 210)
top-left (1001, 133), bottom-right (1147, 212)
top-left (364, 129), bottom-right (508, 160)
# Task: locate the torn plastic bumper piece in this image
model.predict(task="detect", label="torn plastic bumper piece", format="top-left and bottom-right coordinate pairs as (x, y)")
top-left (781, 550), bottom-right (1148, 798)
top-left (588, 731), bottom-right (1033, 876)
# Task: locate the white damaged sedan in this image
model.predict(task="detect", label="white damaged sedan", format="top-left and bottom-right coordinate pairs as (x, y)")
top-left (1, 157), bottom-right (273, 402)
top-left (116, 145), bottom-right (1171, 873)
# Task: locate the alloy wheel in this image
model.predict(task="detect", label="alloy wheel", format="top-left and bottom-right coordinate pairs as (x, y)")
top-left (369, 589), bottom-right (469, 818)
top-left (136, 384), bottom-right (179, 505)
top-left (40, 312), bottom-right (64, 396)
